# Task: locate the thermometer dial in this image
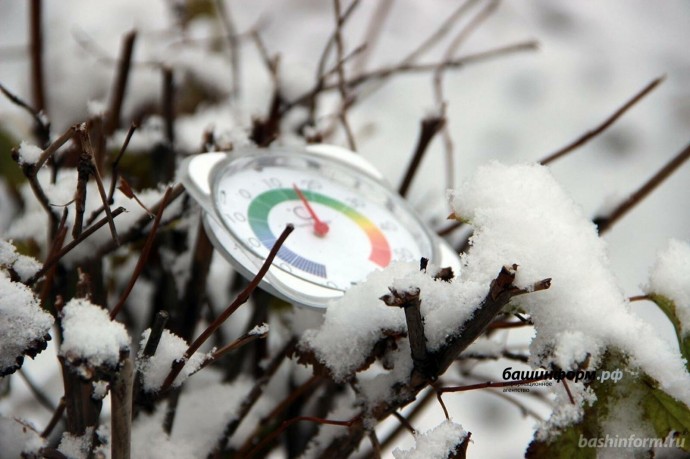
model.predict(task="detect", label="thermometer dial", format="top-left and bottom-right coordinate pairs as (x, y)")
top-left (180, 145), bottom-right (460, 309)
top-left (213, 153), bottom-right (432, 292)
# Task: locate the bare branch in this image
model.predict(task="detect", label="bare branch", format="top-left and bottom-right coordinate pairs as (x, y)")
top-left (27, 207), bottom-right (127, 286)
top-left (539, 76), bottom-right (665, 165)
top-left (161, 224), bottom-right (294, 392)
top-left (110, 187), bottom-right (174, 320)
top-left (398, 115), bottom-right (446, 197)
top-left (106, 31), bottom-right (137, 135)
top-left (333, 0), bottom-right (358, 151)
top-left (595, 141), bottom-right (690, 234)
top-left (214, 0), bottom-right (241, 99)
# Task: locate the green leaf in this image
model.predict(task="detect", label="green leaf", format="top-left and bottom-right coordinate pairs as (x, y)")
top-left (526, 424), bottom-right (596, 459)
top-left (642, 376), bottom-right (690, 451)
top-left (649, 293), bottom-right (690, 371)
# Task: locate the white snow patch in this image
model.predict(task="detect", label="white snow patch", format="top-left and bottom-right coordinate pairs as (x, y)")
top-left (0, 272), bottom-right (54, 374)
top-left (392, 420), bottom-right (467, 459)
top-left (16, 141), bottom-right (43, 166)
top-left (58, 428), bottom-right (95, 459)
top-left (646, 239), bottom-right (690, 335)
top-left (0, 238), bottom-right (41, 281)
top-left (60, 298), bottom-right (130, 372)
top-left (451, 161), bottom-right (690, 415)
top-left (136, 328), bottom-right (211, 392)
top-left (249, 322), bottom-right (269, 336)
top-left (131, 374), bottom-right (257, 458)
top-left (0, 417), bottom-right (45, 458)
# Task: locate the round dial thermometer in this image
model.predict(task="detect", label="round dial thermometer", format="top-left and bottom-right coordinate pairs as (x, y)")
top-left (180, 144), bottom-right (460, 309)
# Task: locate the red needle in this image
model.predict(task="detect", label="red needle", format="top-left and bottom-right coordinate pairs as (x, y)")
top-left (293, 183), bottom-right (330, 237)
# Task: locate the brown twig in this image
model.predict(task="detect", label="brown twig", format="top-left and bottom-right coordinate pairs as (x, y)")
top-left (247, 415), bottom-right (361, 459)
top-left (402, 0), bottom-right (480, 64)
top-left (111, 353), bottom-right (133, 459)
top-left (106, 30), bottom-right (137, 135)
top-left (78, 127), bottom-right (120, 245)
top-left (214, 0), bottom-right (240, 99)
top-left (211, 338), bottom-right (297, 457)
top-left (398, 115), bottom-right (446, 197)
top-left (97, 183), bottom-right (185, 256)
top-left (539, 76), bottom-right (665, 165)
top-left (235, 374), bottom-right (323, 456)
top-left (42, 397), bottom-right (66, 438)
top-left (381, 287), bottom-right (431, 376)
top-left (29, 0), bottom-right (46, 118)
top-left (433, 0), bottom-right (500, 190)
top-left (27, 207), bottom-right (126, 286)
top-left (333, 0), bottom-right (357, 151)
top-left (0, 82), bottom-right (50, 144)
top-left (594, 141), bottom-right (690, 234)
top-left (196, 328), bottom-right (268, 372)
top-left (311, 266), bottom-right (550, 458)
top-left (351, 0), bottom-right (393, 75)
top-left (286, 40), bottom-right (537, 111)
top-left (161, 224), bottom-right (294, 392)
top-left (110, 187), bottom-right (173, 320)
top-left (437, 220), bottom-right (464, 237)
top-left (87, 122), bottom-right (138, 226)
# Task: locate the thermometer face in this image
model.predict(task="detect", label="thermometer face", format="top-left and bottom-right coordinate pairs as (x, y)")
top-left (210, 152), bottom-right (434, 292)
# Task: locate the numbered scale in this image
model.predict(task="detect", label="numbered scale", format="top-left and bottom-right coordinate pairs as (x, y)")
top-left (180, 144), bottom-right (461, 310)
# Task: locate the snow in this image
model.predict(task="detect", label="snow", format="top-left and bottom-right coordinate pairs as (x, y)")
top-left (136, 328), bottom-right (212, 392)
top-left (60, 298), bottom-right (130, 374)
top-left (451, 161), bottom-right (690, 424)
top-left (58, 428), bottom-right (95, 459)
top-left (0, 272), bottom-right (54, 375)
top-left (0, 417), bottom-right (45, 458)
top-left (16, 141), bottom-right (43, 166)
top-left (392, 420), bottom-right (467, 459)
top-left (646, 239), bottom-right (690, 335)
top-left (0, 238), bottom-right (41, 281)
top-left (131, 372), bottom-right (271, 457)
top-left (249, 322), bottom-right (269, 336)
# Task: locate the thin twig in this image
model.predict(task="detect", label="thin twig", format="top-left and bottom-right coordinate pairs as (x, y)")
top-left (161, 224), bottom-right (294, 392)
top-left (214, 0), bottom-right (241, 99)
top-left (111, 353), bottom-right (133, 459)
top-left (351, 0), bottom-right (393, 74)
top-left (0, 82), bottom-right (50, 143)
top-left (398, 115), bottom-right (446, 197)
top-left (595, 141), bottom-right (690, 234)
top-left (27, 207), bottom-right (127, 286)
top-left (87, 123), bottom-right (138, 226)
top-left (29, 0), bottom-right (46, 116)
top-left (196, 329), bottom-right (268, 372)
top-left (403, 0), bottom-right (481, 64)
top-left (18, 369), bottom-right (55, 413)
top-left (110, 187), bottom-right (173, 320)
top-left (106, 30), bottom-right (137, 135)
top-left (433, 0), bottom-right (500, 190)
top-left (286, 40), bottom-right (538, 111)
top-left (78, 127), bottom-right (120, 245)
top-left (42, 397), bottom-right (66, 438)
top-left (97, 183), bottom-right (185, 256)
top-left (333, 0), bottom-right (357, 151)
top-left (211, 338), bottom-right (297, 456)
top-left (539, 76), bottom-right (665, 165)
top-left (246, 415), bottom-right (361, 459)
